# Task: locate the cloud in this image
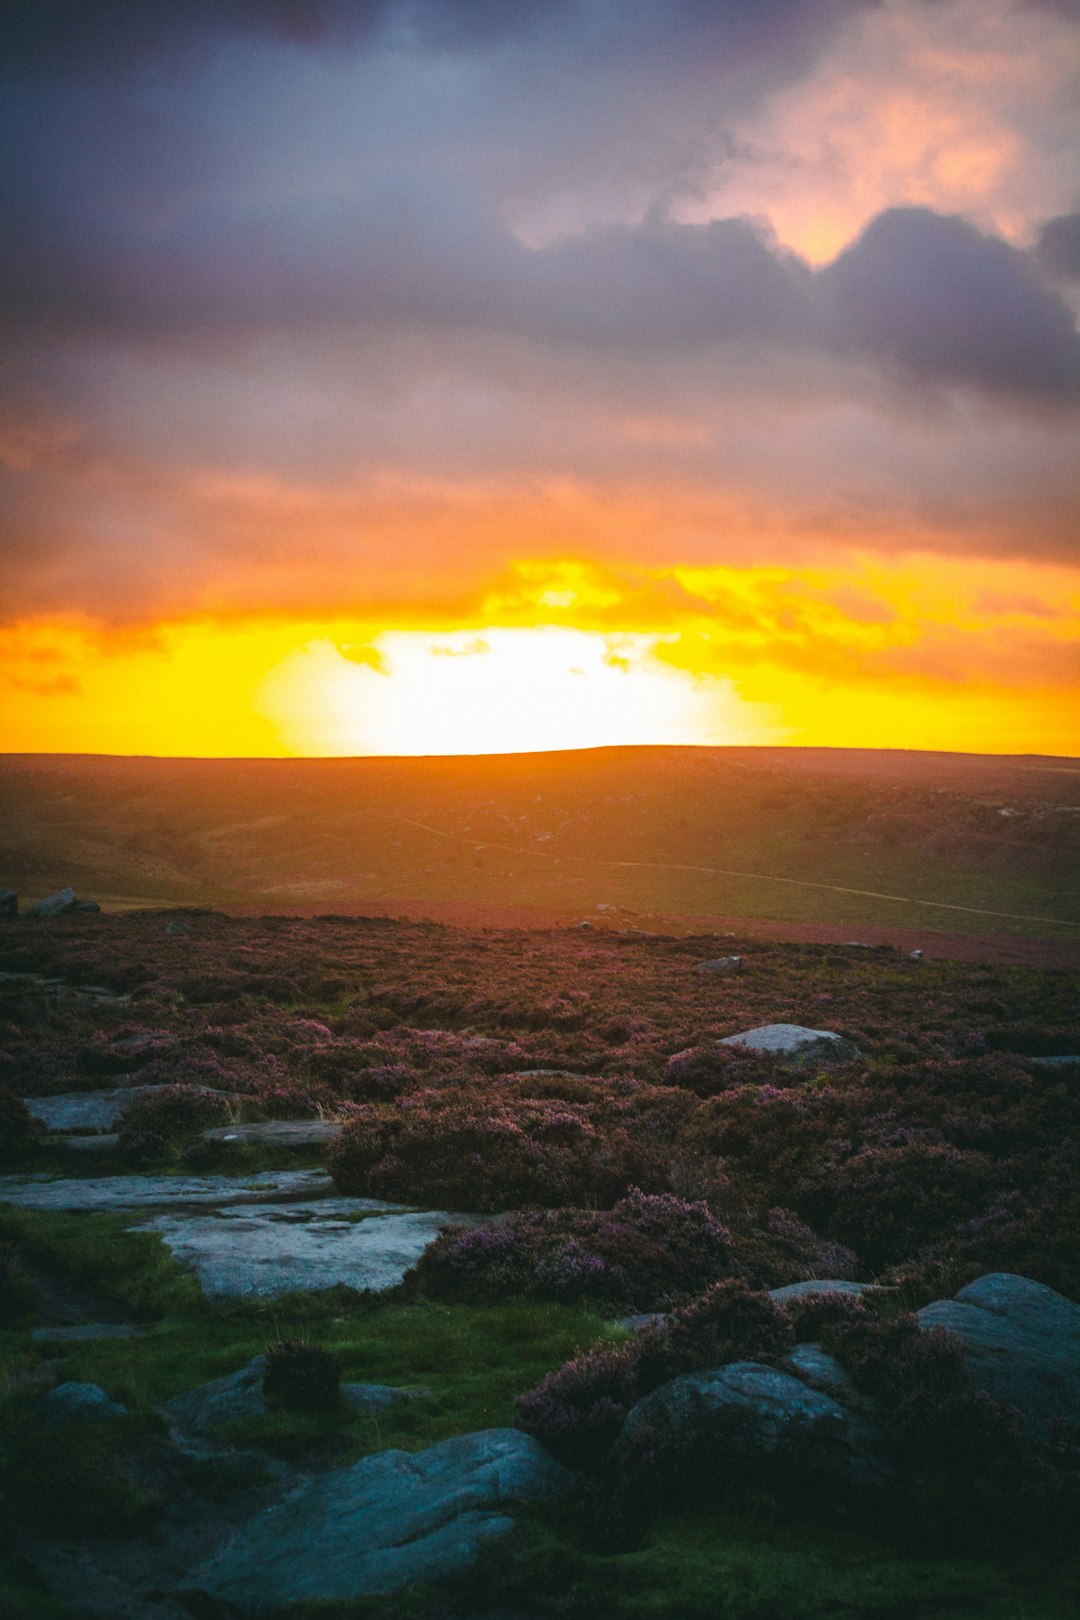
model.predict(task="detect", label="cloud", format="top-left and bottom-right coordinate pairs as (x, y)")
top-left (817, 206), bottom-right (1080, 398)
top-left (1035, 212), bottom-right (1080, 279)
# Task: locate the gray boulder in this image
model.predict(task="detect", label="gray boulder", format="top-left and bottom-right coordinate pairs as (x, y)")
top-left (189, 1428), bottom-right (570, 1611)
top-left (23, 1086), bottom-right (165, 1133)
top-left (343, 1382), bottom-right (431, 1413)
top-left (40, 1381), bottom-right (128, 1424)
top-left (618, 1360), bottom-right (885, 1488)
top-left (918, 1272), bottom-right (1080, 1438)
top-left (718, 1023), bottom-right (861, 1065)
top-left (29, 887), bottom-right (77, 918)
top-left (695, 956), bottom-right (743, 975)
top-left (0, 890), bottom-right (16, 916)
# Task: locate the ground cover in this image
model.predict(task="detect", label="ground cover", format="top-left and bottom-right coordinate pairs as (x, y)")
top-left (0, 908), bottom-right (1077, 1615)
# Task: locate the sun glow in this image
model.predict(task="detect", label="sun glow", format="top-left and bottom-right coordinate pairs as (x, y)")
top-left (255, 628), bottom-right (762, 756)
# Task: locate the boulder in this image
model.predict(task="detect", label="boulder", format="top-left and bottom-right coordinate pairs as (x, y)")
top-left (718, 1024), bottom-right (861, 1066)
top-left (70, 900), bottom-right (101, 913)
top-left (694, 957), bottom-right (742, 975)
top-left (0, 890), bottom-right (16, 916)
top-left (189, 1429), bottom-right (571, 1611)
top-left (617, 1360), bottom-right (884, 1489)
top-left (40, 1381), bottom-right (128, 1424)
top-left (29, 887), bottom-right (77, 918)
top-left (917, 1272), bottom-right (1080, 1438)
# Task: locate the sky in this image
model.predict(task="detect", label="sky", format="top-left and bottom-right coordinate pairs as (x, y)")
top-left (1, 0), bottom-right (1079, 757)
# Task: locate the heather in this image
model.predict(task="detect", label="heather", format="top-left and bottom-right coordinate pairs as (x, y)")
top-left (1, 908), bottom-right (1079, 1618)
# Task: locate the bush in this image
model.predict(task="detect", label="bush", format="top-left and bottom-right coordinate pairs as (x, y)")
top-left (634, 1278), bottom-right (793, 1388)
top-left (262, 1339), bottom-right (342, 1412)
top-left (116, 1085), bottom-right (232, 1162)
top-left (514, 1343), bottom-right (643, 1471)
top-left (412, 1189), bottom-right (737, 1311)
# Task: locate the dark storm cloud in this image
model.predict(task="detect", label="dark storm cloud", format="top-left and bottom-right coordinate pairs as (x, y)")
top-left (818, 208), bottom-right (1080, 400)
top-left (1035, 213), bottom-right (1080, 281)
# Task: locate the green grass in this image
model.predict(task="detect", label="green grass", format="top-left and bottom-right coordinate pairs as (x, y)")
top-left (470, 1501), bottom-right (1080, 1620)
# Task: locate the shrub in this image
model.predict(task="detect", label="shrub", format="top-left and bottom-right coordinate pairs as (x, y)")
top-left (411, 1189), bottom-right (737, 1310)
top-left (116, 1085), bottom-right (232, 1161)
top-left (515, 1343), bottom-right (643, 1471)
top-left (634, 1278), bottom-right (793, 1387)
top-left (262, 1339), bottom-right (341, 1411)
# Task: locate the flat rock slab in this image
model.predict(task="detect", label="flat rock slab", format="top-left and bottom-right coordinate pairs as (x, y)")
top-left (719, 1023), bottom-right (861, 1065)
top-left (0, 1169), bottom-right (336, 1212)
top-left (136, 1201), bottom-right (479, 1299)
top-left (189, 1428), bottom-right (570, 1612)
top-left (33, 1324), bottom-right (144, 1344)
top-left (23, 1087), bottom-right (163, 1133)
top-left (769, 1280), bottom-right (879, 1304)
top-left (203, 1119), bottom-right (343, 1147)
top-left (918, 1272), bottom-right (1080, 1438)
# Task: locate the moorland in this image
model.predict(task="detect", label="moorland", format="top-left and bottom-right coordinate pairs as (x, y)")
top-left (1, 896), bottom-right (1079, 1618)
top-left (1, 746), bottom-right (1078, 948)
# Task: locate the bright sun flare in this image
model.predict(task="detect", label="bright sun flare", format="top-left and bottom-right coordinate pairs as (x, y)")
top-left (255, 628), bottom-right (757, 756)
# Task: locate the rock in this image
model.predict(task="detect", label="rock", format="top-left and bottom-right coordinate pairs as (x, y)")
top-left (694, 956), bottom-right (742, 974)
top-left (343, 1382), bottom-right (431, 1413)
top-left (136, 1201), bottom-right (481, 1299)
top-left (0, 1168), bottom-right (336, 1212)
top-left (718, 1024), bottom-right (861, 1066)
top-left (40, 1381), bottom-right (128, 1424)
top-left (29, 887), bottom-right (77, 918)
top-left (164, 917), bottom-right (196, 935)
top-left (165, 1358), bottom-right (269, 1435)
top-left (70, 900), bottom-right (101, 913)
top-left (1028, 1054), bottom-right (1080, 1068)
top-left (32, 1324), bottom-right (143, 1344)
top-left (0, 890), bottom-right (16, 916)
top-left (202, 1119), bottom-right (343, 1148)
top-left (614, 1312), bottom-right (670, 1334)
top-left (284, 1019), bottom-right (333, 1042)
top-left (618, 1361), bottom-right (883, 1487)
top-left (512, 1068), bottom-right (586, 1080)
top-left (23, 1086), bottom-right (169, 1133)
top-left (189, 1429), bottom-right (570, 1611)
top-left (50, 1133), bottom-right (121, 1153)
top-left (785, 1344), bottom-right (859, 1402)
top-left (166, 1359), bottom-right (428, 1433)
top-left (769, 1280), bottom-right (880, 1305)
top-left (918, 1272), bottom-right (1080, 1438)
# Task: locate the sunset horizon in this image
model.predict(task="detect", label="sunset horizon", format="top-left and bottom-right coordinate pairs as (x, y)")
top-left (2, 0), bottom-right (1078, 761)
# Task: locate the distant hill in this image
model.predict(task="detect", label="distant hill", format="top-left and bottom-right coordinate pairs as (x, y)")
top-left (0, 747), bottom-right (1078, 942)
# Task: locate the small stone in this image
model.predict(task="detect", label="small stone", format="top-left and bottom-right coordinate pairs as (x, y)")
top-left (694, 956), bottom-right (742, 975)
top-left (342, 1382), bottom-right (431, 1413)
top-left (202, 1119), bottom-right (343, 1148)
top-left (40, 1381), bottom-right (128, 1424)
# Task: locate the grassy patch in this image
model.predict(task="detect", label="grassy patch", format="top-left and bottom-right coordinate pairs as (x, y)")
top-left (0, 1206), bottom-right (204, 1322)
top-left (472, 1502), bottom-right (1080, 1620)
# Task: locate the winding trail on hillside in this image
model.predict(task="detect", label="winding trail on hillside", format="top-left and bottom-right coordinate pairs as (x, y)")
top-left (383, 815), bottom-right (1077, 929)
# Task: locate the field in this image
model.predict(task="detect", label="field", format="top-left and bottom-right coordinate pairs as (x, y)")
top-left (1, 747), bottom-right (1078, 952)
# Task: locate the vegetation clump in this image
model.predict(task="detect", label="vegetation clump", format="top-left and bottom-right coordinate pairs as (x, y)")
top-left (263, 1339), bottom-right (342, 1412)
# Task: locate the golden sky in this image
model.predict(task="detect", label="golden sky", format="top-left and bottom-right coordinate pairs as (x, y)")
top-left (2, 0), bottom-right (1079, 757)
